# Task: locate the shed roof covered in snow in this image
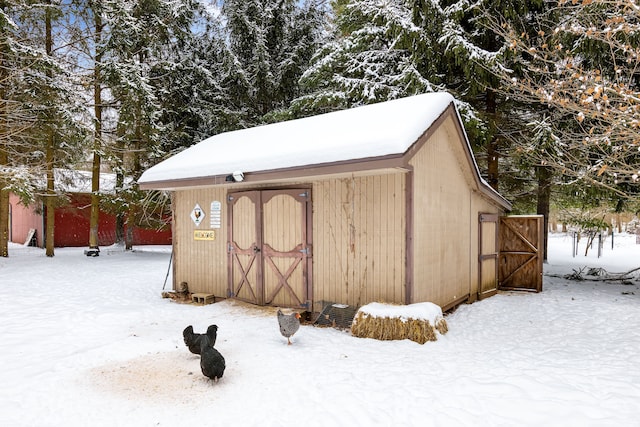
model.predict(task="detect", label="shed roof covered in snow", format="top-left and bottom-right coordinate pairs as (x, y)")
top-left (139, 92), bottom-right (510, 209)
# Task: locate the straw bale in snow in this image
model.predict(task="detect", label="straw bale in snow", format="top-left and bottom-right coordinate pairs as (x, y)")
top-left (351, 302), bottom-right (448, 344)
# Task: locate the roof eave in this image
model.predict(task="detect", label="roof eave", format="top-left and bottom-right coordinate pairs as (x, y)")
top-left (447, 104), bottom-right (513, 212)
top-left (401, 102), bottom-right (512, 212)
top-left (138, 154), bottom-right (408, 191)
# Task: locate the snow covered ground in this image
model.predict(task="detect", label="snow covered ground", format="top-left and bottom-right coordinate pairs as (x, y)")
top-left (0, 232), bottom-right (638, 426)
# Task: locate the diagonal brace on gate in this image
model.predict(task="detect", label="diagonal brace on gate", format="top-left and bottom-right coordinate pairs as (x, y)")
top-left (502, 221), bottom-right (539, 253)
top-left (233, 252), bottom-right (257, 301)
top-left (500, 253), bottom-right (536, 288)
top-left (263, 244), bottom-right (304, 306)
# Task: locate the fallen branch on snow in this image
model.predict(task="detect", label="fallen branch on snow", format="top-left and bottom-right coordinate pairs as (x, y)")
top-left (546, 266), bottom-right (640, 284)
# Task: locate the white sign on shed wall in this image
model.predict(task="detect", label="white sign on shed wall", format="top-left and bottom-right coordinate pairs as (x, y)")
top-left (190, 204), bottom-right (205, 226)
top-left (210, 201), bottom-right (222, 229)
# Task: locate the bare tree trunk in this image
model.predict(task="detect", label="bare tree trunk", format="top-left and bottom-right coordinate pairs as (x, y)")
top-left (45, 135), bottom-right (55, 256)
top-left (536, 165), bottom-right (552, 262)
top-left (45, 0), bottom-right (55, 257)
top-left (486, 89), bottom-right (499, 191)
top-left (0, 146), bottom-right (8, 257)
top-left (115, 184), bottom-right (125, 245)
top-left (114, 126), bottom-right (125, 245)
top-left (126, 225), bottom-right (133, 250)
top-left (124, 68), bottom-right (144, 252)
top-left (0, 44), bottom-right (8, 257)
top-left (88, 8), bottom-right (103, 253)
top-left (89, 130), bottom-right (101, 250)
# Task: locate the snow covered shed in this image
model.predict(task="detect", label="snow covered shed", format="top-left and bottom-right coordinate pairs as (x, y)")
top-left (139, 92), bottom-right (514, 313)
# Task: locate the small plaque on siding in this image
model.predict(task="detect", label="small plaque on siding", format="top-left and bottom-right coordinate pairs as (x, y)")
top-left (194, 230), bottom-right (216, 241)
top-left (210, 201), bottom-right (222, 228)
top-left (190, 203), bottom-right (205, 226)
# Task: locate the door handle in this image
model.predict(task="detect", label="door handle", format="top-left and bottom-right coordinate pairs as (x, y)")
top-left (253, 246), bottom-right (261, 253)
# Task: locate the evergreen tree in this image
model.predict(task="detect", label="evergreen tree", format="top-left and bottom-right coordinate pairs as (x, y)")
top-left (26, 0), bottom-right (86, 256)
top-left (0, 2), bottom-right (25, 257)
top-left (0, 0), bottom-right (83, 256)
top-left (61, 0), bottom-right (204, 251)
top-left (291, 0), bottom-right (441, 115)
top-left (287, 0), bottom-right (487, 145)
top-left (88, 0), bottom-right (105, 254)
top-left (101, 0), bottom-right (204, 248)
top-left (438, 0), bottom-right (547, 192)
top-left (150, 5), bottom-right (231, 148)
top-left (55, 0), bottom-right (112, 254)
top-left (220, 0), bottom-right (326, 126)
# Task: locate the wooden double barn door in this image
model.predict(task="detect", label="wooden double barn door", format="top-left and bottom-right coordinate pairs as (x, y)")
top-left (227, 189), bottom-right (312, 309)
top-left (478, 214), bottom-right (543, 300)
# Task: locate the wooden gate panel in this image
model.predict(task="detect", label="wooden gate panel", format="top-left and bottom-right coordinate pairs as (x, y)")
top-left (263, 243), bottom-right (305, 306)
top-left (262, 191), bottom-right (308, 308)
top-left (228, 189), bottom-right (311, 309)
top-left (478, 214), bottom-right (499, 300)
top-left (499, 215), bottom-right (543, 292)
top-left (228, 192), bottom-right (262, 304)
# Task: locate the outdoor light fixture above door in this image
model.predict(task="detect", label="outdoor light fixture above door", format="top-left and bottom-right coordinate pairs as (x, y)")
top-left (225, 171), bottom-right (245, 182)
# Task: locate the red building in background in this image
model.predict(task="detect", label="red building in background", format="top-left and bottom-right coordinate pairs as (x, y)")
top-left (9, 170), bottom-right (171, 248)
